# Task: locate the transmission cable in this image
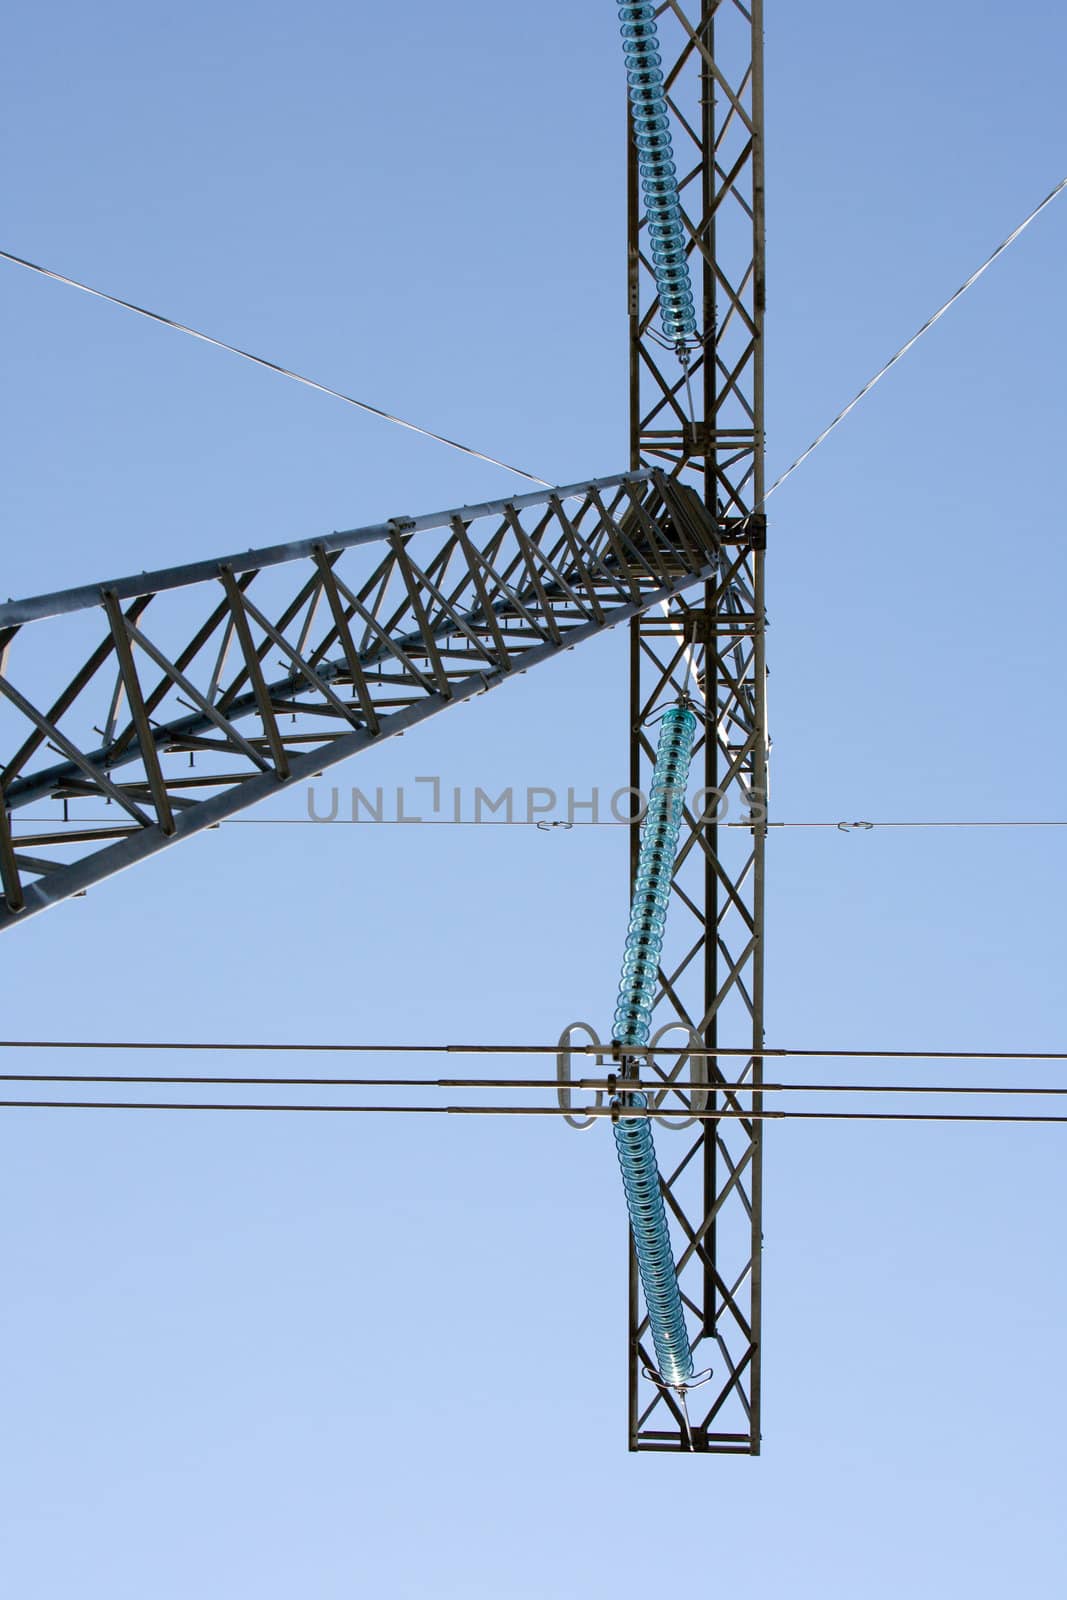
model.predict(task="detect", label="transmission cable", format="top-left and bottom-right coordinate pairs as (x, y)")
top-left (14, 817), bottom-right (1067, 834)
top-left (3, 1099), bottom-right (1067, 1125)
top-left (0, 248), bottom-right (550, 488)
top-left (0, 1038), bottom-right (1064, 1060)
top-left (761, 175), bottom-right (1067, 504)
top-left (2, 1072), bottom-right (1067, 1096)
top-left (3, 175), bottom-right (1063, 504)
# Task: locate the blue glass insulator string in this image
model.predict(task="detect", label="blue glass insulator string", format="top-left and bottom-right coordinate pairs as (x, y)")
top-left (617, 1), bottom-right (698, 355)
top-left (611, 703), bottom-right (698, 1389)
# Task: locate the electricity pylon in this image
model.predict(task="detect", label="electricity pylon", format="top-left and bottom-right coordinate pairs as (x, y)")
top-left (0, 0), bottom-right (767, 1456)
top-left (624, 0), bottom-right (767, 1453)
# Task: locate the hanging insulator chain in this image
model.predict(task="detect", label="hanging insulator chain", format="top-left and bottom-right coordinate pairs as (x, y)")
top-left (610, 702), bottom-right (698, 1389)
top-left (617, 1), bottom-right (698, 356)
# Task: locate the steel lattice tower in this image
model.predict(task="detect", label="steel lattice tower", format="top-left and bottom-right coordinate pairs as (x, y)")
top-left (626, 0), bottom-right (767, 1453)
top-left (0, 0), bottom-right (768, 1457)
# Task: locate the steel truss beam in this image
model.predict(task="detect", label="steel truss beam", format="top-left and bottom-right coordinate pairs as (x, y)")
top-left (627, 0), bottom-right (768, 1452)
top-left (0, 471), bottom-right (722, 928)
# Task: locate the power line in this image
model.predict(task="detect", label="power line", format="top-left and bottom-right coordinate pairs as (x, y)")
top-left (1, 1072), bottom-right (1067, 1096)
top-left (14, 817), bottom-right (1067, 837)
top-left (0, 248), bottom-right (550, 488)
top-left (760, 820), bottom-right (1067, 831)
top-left (2, 1099), bottom-right (1067, 1125)
top-left (762, 174), bottom-right (1067, 504)
top-left (0, 1039), bottom-right (1064, 1061)
top-left (3, 168), bottom-right (1061, 516)
top-left (6, 178), bottom-right (1062, 513)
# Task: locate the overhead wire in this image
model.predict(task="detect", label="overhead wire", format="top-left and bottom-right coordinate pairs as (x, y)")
top-left (14, 817), bottom-right (1067, 834)
top-left (0, 247), bottom-right (550, 487)
top-left (1, 1072), bottom-right (1067, 1095)
top-left (0, 1039), bottom-right (1063, 1061)
top-left (4, 176), bottom-right (1062, 510)
top-left (758, 821), bottom-right (1067, 830)
top-left (54, 170), bottom-right (1056, 507)
top-left (2, 1100), bottom-right (1067, 1125)
top-left (761, 175), bottom-right (1067, 505)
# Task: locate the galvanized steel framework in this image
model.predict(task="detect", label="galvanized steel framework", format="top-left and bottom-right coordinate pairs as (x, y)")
top-left (0, 472), bottom-right (721, 926)
top-left (0, 0), bottom-right (768, 1456)
top-left (627, 0), bottom-right (767, 1451)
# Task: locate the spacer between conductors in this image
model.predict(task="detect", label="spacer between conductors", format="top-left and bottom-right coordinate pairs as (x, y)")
top-left (611, 1039), bottom-right (646, 1065)
top-left (610, 1040), bottom-right (647, 1087)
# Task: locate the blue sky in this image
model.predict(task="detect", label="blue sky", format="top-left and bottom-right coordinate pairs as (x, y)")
top-left (3, 2), bottom-right (1067, 1595)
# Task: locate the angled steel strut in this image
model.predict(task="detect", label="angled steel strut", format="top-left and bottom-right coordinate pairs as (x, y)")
top-left (0, 471), bottom-right (720, 928)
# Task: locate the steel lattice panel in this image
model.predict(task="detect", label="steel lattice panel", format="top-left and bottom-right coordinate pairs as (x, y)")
top-left (0, 471), bottom-right (721, 928)
top-left (627, 0), bottom-right (768, 1453)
